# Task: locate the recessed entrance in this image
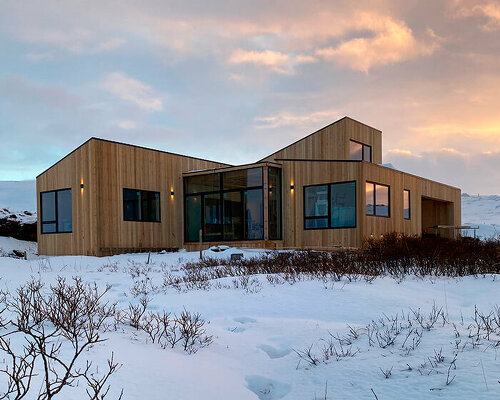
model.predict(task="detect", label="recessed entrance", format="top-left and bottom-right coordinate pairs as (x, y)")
top-left (421, 197), bottom-right (455, 238)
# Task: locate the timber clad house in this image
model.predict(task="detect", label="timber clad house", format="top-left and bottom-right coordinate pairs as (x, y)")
top-left (36, 117), bottom-right (461, 256)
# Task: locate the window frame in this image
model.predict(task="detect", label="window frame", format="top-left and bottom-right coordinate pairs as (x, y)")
top-left (122, 188), bottom-right (161, 223)
top-left (349, 139), bottom-right (372, 162)
top-left (183, 168), bottom-right (266, 242)
top-left (403, 189), bottom-right (411, 220)
top-left (365, 181), bottom-right (391, 218)
top-left (40, 188), bottom-right (73, 234)
top-left (303, 180), bottom-right (357, 230)
top-left (268, 167), bottom-right (283, 240)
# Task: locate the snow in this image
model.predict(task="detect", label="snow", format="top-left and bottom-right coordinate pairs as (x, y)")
top-left (462, 193), bottom-right (500, 239)
top-left (0, 249), bottom-right (497, 399)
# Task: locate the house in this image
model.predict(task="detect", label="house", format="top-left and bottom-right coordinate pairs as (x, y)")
top-left (36, 117), bottom-right (461, 256)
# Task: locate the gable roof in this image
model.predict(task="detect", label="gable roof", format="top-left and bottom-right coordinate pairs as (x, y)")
top-left (258, 116), bottom-right (381, 162)
top-left (36, 137), bottom-right (230, 178)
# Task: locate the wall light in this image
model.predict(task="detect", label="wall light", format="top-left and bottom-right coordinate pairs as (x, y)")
top-left (80, 183), bottom-right (84, 189)
top-left (170, 189), bottom-right (175, 197)
top-left (290, 184), bottom-right (294, 191)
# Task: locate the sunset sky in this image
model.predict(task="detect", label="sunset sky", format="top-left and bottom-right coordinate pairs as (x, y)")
top-left (1, 0), bottom-right (499, 193)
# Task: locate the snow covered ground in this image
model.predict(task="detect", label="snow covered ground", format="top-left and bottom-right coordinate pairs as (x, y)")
top-left (462, 194), bottom-right (500, 239)
top-left (0, 249), bottom-right (497, 399)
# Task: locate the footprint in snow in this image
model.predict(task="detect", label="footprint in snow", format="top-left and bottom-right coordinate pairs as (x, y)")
top-left (258, 344), bottom-right (292, 359)
top-left (245, 375), bottom-right (291, 400)
top-left (234, 316), bottom-right (256, 324)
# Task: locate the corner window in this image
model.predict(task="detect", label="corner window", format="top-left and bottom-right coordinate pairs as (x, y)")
top-left (366, 182), bottom-right (390, 217)
top-left (304, 181), bottom-right (356, 229)
top-left (404, 189), bottom-right (411, 220)
top-left (183, 167), bottom-right (264, 242)
top-left (123, 189), bottom-right (160, 222)
top-left (350, 140), bottom-right (372, 162)
top-left (41, 189), bottom-right (72, 234)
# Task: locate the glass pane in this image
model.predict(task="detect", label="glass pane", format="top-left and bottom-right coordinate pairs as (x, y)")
top-left (141, 191), bottom-right (160, 222)
top-left (42, 222), bottom-right (56, 234)
top-left (203, 193), bottom-right (221, 241)
top-left (57, 189), bottom-right (72, 232)
top-left (268, 167), bottom-right (282, 240)
top-left (244, 189), bottom-right (263, 239)
top-left (331, 182), bottom-right (356, 228)
top-left (349, 141), bottom-right (362, 160)
top-left (305, 218), bottom-right (328, 229)
top-left (223, 167), bottom-right (262, 190)
top-left (185, 195), bottom-right (201, 242)
top-left (185, 174), bottom-right (220, 194)
top-left (123, 189), bottom-right (140, 221)
top-left (223, 191), bottom-right (243, 240)
top-left (376, 184), bottom-right (390, 217)
top-left (366, 182), bottom-right (375, 215)
top-left (363, 145), bottom-right (372, 162)
top-left (404, 190), bottom-right (410, 219)
top-left (41, 191), bottom-right (56, 222)
top-left (305, 185), bottom-right (328, 217)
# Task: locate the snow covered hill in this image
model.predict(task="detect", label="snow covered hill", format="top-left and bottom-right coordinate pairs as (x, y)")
top-left (462, 193), bottom-right (500, 239)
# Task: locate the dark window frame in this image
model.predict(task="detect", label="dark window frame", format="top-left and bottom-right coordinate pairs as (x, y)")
top-left (366, 181), bottom-right (391, 218)
top-left (268, 167), bottom-right (283, 240)
top-left (123, 188), bottom-right (161, 223)
top-left (303, 180), bottom-right (357, 230)
top-left (404, 189), bottom-right (411, 220)
top-left (40, 188), bottom-right (72, 234)
top-left (349, 139), bottom-right (372, 162)
top-left (183, 168), bottom-right (266, 242)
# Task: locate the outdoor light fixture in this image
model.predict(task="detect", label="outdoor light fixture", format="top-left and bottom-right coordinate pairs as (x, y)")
top-left (80, 183), bottom-right (84, 189)
top-left (170, 189), bottom-right (174, 197)
top-left (290, 184), bottom-right (294, 190)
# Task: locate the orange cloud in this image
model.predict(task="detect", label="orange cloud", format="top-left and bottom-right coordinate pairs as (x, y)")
top-left (316, 14), bottom-right (440, 72)
top-left (228, 49), bottom-right (291, 73)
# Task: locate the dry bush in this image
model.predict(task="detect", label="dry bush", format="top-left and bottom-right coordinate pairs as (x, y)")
top-left (0, 277), bottom-right (121, 400)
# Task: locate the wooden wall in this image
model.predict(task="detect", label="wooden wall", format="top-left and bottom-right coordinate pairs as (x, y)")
top-left (37, 139), bottom-right (227, 256)
top-left (95, 140), bottom-right (227, 256)
top-left (37, 140), bottom-right (99, 256)
top-left (261, 117), bottom-right (382, 164)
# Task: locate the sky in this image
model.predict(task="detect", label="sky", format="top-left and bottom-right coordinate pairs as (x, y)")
top-left (0, 0), bottom-right (499, 194)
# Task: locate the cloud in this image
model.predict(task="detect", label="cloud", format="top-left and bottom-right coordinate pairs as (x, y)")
top-left (254, 109), bottom-right (341, 129)
top-left (451, 1), bottom-right (500, 31)
top-left (102, 72), bottom-right (163, 111)
top-left (386, 148), bottom-right (500, 194)
top-left (228, 49), bottom-right (291, 74)
top-left (316, 14), bottom-right (440, 72)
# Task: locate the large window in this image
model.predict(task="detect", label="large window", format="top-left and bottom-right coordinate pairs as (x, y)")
top-left (184, 167), bottom-right (265, 242)
top-left (123, 189), bottom-right (160, 222)
top-left (41, 189), bottom-right (72, 234)
top-left (268, 167), bottom-right (282, 240)
top-left (404, 189), bottom-right (411, 220)
top-left (366, 182), bottom-right (390, 217)
top-left (350, 140), bottom-right (372, 162)
top-left (304, 181), bottom-right (356, 229)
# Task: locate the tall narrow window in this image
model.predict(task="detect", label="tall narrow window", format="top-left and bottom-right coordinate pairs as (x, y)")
top-left (268, 167), bottom-right (282, 240)
top-left (366, 182), bottom-right (390, 217)
top-left (404, 189), bottom-right (411, 220)
top-left (185, 195), bottom-right (201, 242)
top-left (304, 182), bottom-right (356, 229)
top-left (223, 191), bottom-right (243, 240)
top-left (350, 140), bottom-right (372, 162)
top-left (203, 193), bottom-right (221, 241)
top-left (330, 182), bottom-right (356, 228)
top-left (123, 189), bottom-right (160, 222)
top-left (41, 189), bottom-right (72, 234)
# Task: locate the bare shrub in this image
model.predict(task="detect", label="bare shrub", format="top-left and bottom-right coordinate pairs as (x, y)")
top-left (0, 277), bottom-right (121, 400)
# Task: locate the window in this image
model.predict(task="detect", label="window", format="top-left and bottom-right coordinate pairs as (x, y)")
top-left (268, 167), bottom-right (282, 240)
top-left (41, 189), bottom-right (72, 234)
top-left (304, 181), bottom-right (356, 229)
top-left (366, 182), bottom-right (390, 217)
top-left (123, 189), bottom-right (160, 222)
top-left (350, 140), bottom-right (372, 162)
top-left (404, 189), bottom-right (411, 220)
top-left (184, 167), bottom-right (265, 242)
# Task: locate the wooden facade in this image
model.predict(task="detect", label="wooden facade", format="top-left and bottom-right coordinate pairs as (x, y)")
top-left (37, 117), bottom-right (461, 256)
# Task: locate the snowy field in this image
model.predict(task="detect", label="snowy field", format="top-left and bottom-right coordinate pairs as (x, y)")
top-left (0, 249), bottom-right (498, 399)
top-left (0, 183), bottom-right (499, 399)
